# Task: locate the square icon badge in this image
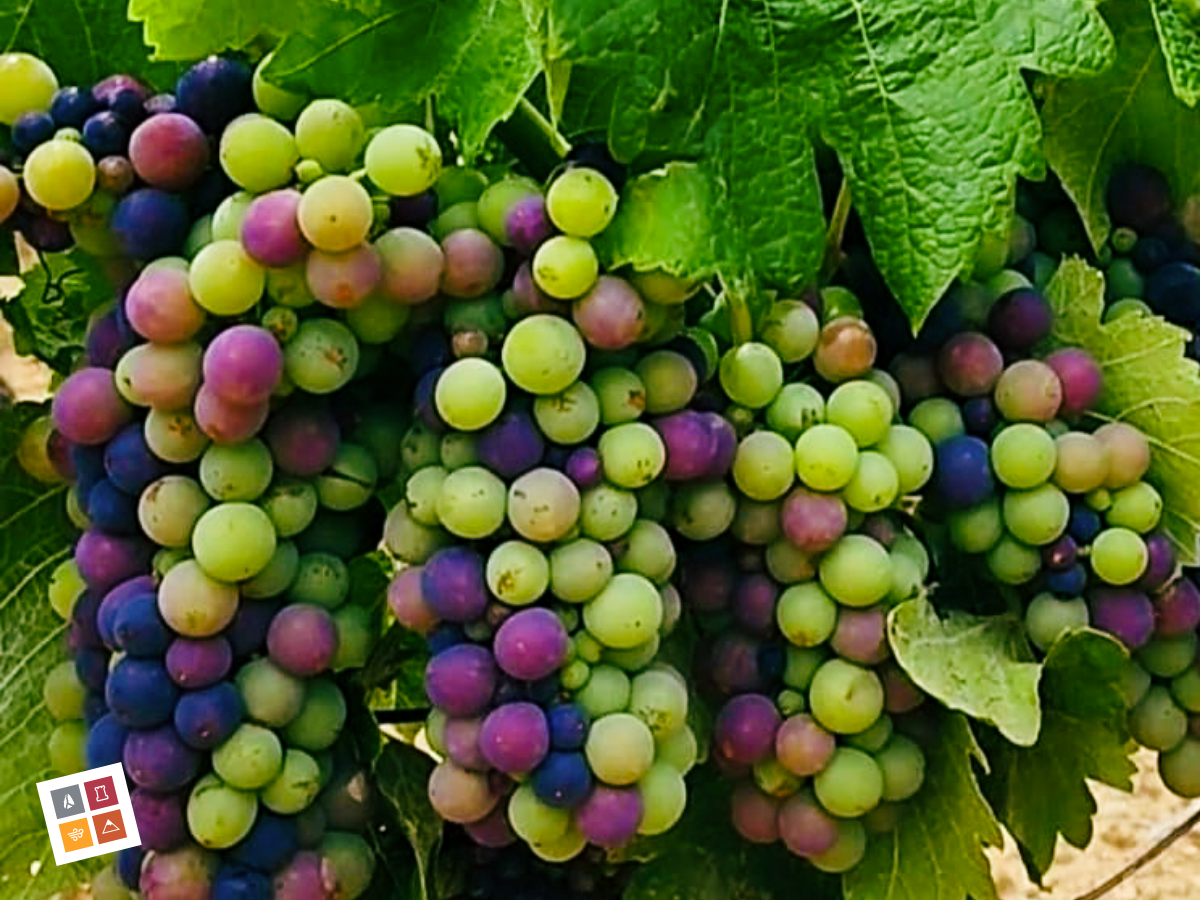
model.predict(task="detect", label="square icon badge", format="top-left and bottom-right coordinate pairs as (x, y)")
top-left (37, 762), bottom-right (141, 865)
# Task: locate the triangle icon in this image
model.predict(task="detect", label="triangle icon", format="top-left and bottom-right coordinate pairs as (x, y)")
top-left (101, 818), bottom-right (119, 834)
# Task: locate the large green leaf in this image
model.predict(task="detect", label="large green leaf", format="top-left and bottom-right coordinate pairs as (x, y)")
top-left (888, 595), bottom-right (1043, 746)
top-left (982, 629), bottom-right (1136, 883)
top-left (1148, 0), bottom-right (1200, 107)
top-left (128, 0), bottom-right (294, 60)
top-left (2, 0), bottom-right (177, 88)
top-left (1043, 0), bottom-right (1200, 250)
top-left (1042, 257), bottom-right (1200, 564)
top-left (374, 738), bottom-right (442, 900)
top-left (0, 403), bottom-right (92, 899)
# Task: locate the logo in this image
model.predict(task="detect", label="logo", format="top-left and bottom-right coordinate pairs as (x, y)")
top-left (37, 763), bottom-right (141, 865)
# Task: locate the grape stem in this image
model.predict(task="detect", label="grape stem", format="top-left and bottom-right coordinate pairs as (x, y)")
top-left (821, 177), bottom-right (852, 281)
top-left (1069, 800), bottom-right (1200, 900)
top-left (494, 97), bottom-right (571, 180)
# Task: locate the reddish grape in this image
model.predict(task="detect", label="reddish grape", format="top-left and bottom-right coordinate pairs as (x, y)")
top-left (129, 113), bottom-right (209, 190)
top-left (306, 243), bottom-right (382, 308)
top-left (730, 784), bottom-right (781, 844)
top-left (126, 266), bottom-right (206, 343)
top-left (194, 385), bottom-right (269, 444)
top-left (267, 603), bottom-right (339, 676)
top-left (265, 401), bottom-right (341, 476)
top-left (780, 487), bottom-right (848, 554)
top-left (575, 786), bottom-right (643, 848)
top-left (714, 693), bottom-right (781, 764)
top-left (573, 276), bottom-right (646, 350)
top-left (387, 567), bottom-right (440, 635)
top-left (52, 367), bottom-right (132, 445)
top-left (814, 317), bottom-right (877, 383)
top-left (202, 325), bottom-right (284, 406)
top-left (440, 228), bottom-right (504, 298)
top-left (986, 289), bottom-right (1052, 352)
top-left (1045, 348), bottom-right (1103, 417)
top-left (240, 189), bottom-right (307, 266)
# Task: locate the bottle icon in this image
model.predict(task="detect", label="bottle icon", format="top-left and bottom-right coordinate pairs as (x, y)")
top-left (62, 794), bottom-right (74, 809)
top-left (94, 784), bottom-right (108, 802)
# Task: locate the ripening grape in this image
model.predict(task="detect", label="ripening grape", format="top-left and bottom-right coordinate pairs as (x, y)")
top-left (220, 113), bottom-right (298, 192)
top-left (365, 124), bottom-right (442, 196)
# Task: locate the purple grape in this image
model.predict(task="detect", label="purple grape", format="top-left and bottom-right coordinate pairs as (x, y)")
top-left (224, 602), bottom-right (276, 659)
top-left (146, 93), bottom-right (177, 115)
top-left (389, 190), bottom-right (438, 228)
top-left (129, 113), bottom-right (209, 190)
top-left (831, 607), bottom-right (889, 664)
top-left (775, 714), bottom-right (836, 776)
top-left (425, 644), bottom-right (498, 717)
top-left (166, 637), bottom-right (233, 689)
top-left (1139, 533), bottom-right (1177, 593)
top-left (714, 693), bottom-right (781, 764)
top-left (987, 289), bottom-right (1053, 352)
top-left (479, 702), bottom-right (550, 774)
top-left (1042, 536), bottom-right (1078, 571)
top-left (504, 195), bottom-right (553, 255)
top-left (88, 478), bottom-right (139, 534)
top-left (566, 447), bottom-right (603, 488)
top-left (937, 332), bottom-right (1004, 396)
top-left (228, 812), bottom-right (299, 873)
top-left (463, 806), bottom-right (517, 848)
top-left (174, 682), bottom-right (242, 749)
top-left (573, 276), bottom-right (646, 350)
top-left (1154, 577), bottom-right (1200, 637)
top-left (140, 844), bottom-right (218, 900)
top-left (82, 110), bottom-right (130, 156)
top-left (1044, 348), bottom-right (1103, 418)
top-left (422, 548), bottom-right (489, 623)
top-left (203, 325), bottom-right (285, 407)
top-left (93, 74), bottom-right (148, 107)
top-left (86, 308), bottom-right (133, 368)
top-left (440, 228), bottom-right (504, 298)
top-left (1146, 262), bottom-right (1200, 324)
top-left (778, 794), bottom-right (839, 858)
top-left (733, 574), bottom-right (778, 637)
top-left (112, 188), bottom-right (190, 259)
top-left (131, 788), bottom-right (188, 851)
top-left (265, 402), bottom-right (341, 477)
top-left (934, 435), bottom-right (994, 507)
top-left (961, 396), bottom-right (997, 436)
top-left (1089, 587), bottom-right (1155, 650)
top-left (107, 657), bottom-right (179, 728)
top-left (96, 575), bottom-right (156, 648)
top-left (477, 409), bottom-right (545, 478)
top-left (175, 57), bottom-right (253, 133)
top-left (780, 487), bottom-right (848, 554)
top-left (532, 751), bottom-right (592, 808)
top-left (493, 608), bottom-right (569, 681)
top-left (50, 86), bottom-right (100, 128)
top-left (86, 713), bottom-right (129, 769)
top-left (240, 189), bottom-right (307, 266)
top-left (15, 208), bottom-right (73, 252)
top-left (701, 412), bottom-right (738, 478)
top-left (503, 261), bottom-right (568, 318)
top-left (1107, 163), bottom-right (1172, 232)
top-left (113, 592), bottom-right (171, 656)
top-left (124, 725), bottom-right (202, 792)
top-left (268, 604), bottom-right (338, 676)
top-left (444, 717), bottom-right (488, 770)
top-left (576, 786), bottom-right (643, 848)
top-left (655, 411), bottom-right (718, 481)
top-left (76, 530), bottom-right (153, 593)
top-left (52, 367), bottom-right (132, 446)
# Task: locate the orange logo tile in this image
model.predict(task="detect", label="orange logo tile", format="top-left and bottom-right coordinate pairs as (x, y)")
top-left (58, 817), bottom-right (93, 851)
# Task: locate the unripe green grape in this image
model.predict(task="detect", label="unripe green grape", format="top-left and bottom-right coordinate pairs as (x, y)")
top-left (1107, 482), bottom-right (1163, 533)
top-left (295, 99), bottom-right (364, 173)
top-left (986, 535), bottom-right (1041, 584)
top-left (948, 499), bottom-right (1003, 554)
top-left (1002, 483), bottom-right (1070, 546)
top-left (719, 343), bottom-right (783, 409)
top-left (532, 235), bottom-right (598, 299)
top-left (546, 167), bottom-right (618, 237)
top-left (220, 114), bottom-right (298, 192)
top-left (365, 124), bottom-right (442, 196)
top-left (877, 425), bottom-right (933, 494)
top-left (1091, 528), bottom-right (1148, 585)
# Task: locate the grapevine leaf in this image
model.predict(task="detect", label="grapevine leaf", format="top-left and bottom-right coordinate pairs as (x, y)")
top-left (982, 629), bottom-right (1136, 883)
top-left (976, 0), bottom-right (1115, 77)
top-left (358, 623), bottom-right (429, 709)
top-left (0, 248), bottom-right (114, 376)
top-left (1, 0), bottom-right (178, 88)
top-left (375, 738), bottom-right (442, 900)
top-left (1149, 0), bottom-right (1200, 107)
top-left (0, 403), bottom-right (94, 899)
top-left (1042, 257), bottom-right (1200, 564)
top-left (843, 712), bottom-right (1003, 900)
top-left (888, 595), bottom-right (1043, 746)
top-left (127, 0), bottom-right (296, 60)
top-left (1042, 0), bottom-right (1200, 250)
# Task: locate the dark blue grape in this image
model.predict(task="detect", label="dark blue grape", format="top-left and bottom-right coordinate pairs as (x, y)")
top-left (961, 396), bottom-right (997, 437)
top-left (15, 208), bottom-right (73, 251)
top-left (224, 602), bottom-right (275, 659)
top-left (1144, 261), bottom-right (1200, 324)
top-left (113, 592), bottom-right (171, 656)
top-left (1107, 163), bottom-right (1172, 233)
top-left (116, 846), bottom-right (145, 890)
top-left (86, 713), bottom-right (128, 768)
top-left (109, 88), bottom-right (147, 125)
top-left (1045, 563), bottom-right (1087, 597)
top-left (87, 478), bottom-right (139, 535)
top-left (190, 167), bottom-right (236, 216)
top-left (934, 435), bottom-right (994, 507)
top-left (213, 864), bottom-right (272, 900)
top-left (1068, 504), bottom-right (1103, 544)
top-left (548, 703), bottom-right (589, 750)
top-left (527, 676), bottom-right (559, 706)
top-left (1132, 236), bottom-right (1170, 274)
top-left (408, 326), bottom-right (453, 376)
top-left (105, 422), bottom-right (168, 493)
top-left (83, 692), bottom-right (108, 724)
top-left (173, 682), bottom-right (243, 750)
top-left (175, 57), bottom-right (253, 133)
top-left (427, 624), bottom-right (466, 654)
top-left (757, 643), bottom-right (787, 682)
top-left (71, 590), bottom-right (104, 650)
top-left (70, 442), bottom-right (107, 489)
top-left (390, 190), bottom-right (439, 227)
top-left (86, 308), bottom-right (135, 369)
top-left (112, 188), bottom-right (190, 259)
top-left (11, 111), bottom-right (55, 153)
top-left (97, 576), bottom-right (157, 649)
top-left (82, 111), bottom-right (130, 157)
top-left (492, 676), bottom-right (524, 706)
top-left (986, 288), bottom-right (1052, 352)
top-left (50, 86), bottom-right (101, 128)
top-left (106, 657), bottom-right (179, 728)
top-left (915, 289), bottom-right (969, 351)
top-left (478, 410), bottom-right (545, 479)
top-left (414, 367), bottom-right (447, 432)
top-left (532, 752), bottom-right (593, 808)
top-left (75, 647), bottom-right (110, 692)
top-left (228, 812), bottom-right (299, 873)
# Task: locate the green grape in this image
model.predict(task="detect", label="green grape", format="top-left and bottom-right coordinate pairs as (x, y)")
top-left (591, 367), bottom-right (647, 424)
top-left (91, 864), bottom-right (134, 900)
top-left (508, 783), bottom-right (571, 844)
top-left (430, 201), bottom-right (480, 239)
top-left (266, 263), bottom-right (318, 308)
top-left (261, 478), bottom-right (319, 537)
top-left (561, 659), bottom-right (590, 690)
top-left (947, 499), bottom-right (1003, 554)
top-left (23, 139), bottom-right (94, 211)
top-left (437, 466), bottom-right (507, 538)
top-left (607, 632), bottom-right (662, 671)
top-left (733, 431), bottom-right (796, 501)
top-left (1129, 686), bottom-right (1187, 751)
top-left (1024, 593), bottom-right (1088, 651)
top-left (629, 668), bottom-right (688, 738)
top-left (407, 467), bottom-right (449, 526)
top-left (486, 540), bottom-right (550, 605)
top-left (583, 573), bottom-right (663, 649)
top-left (1159, 739), bottom-right (1200, 798)
top-left (585, 713), bottom-right (656, 785)
top-left (1107, 482), bottom-right (1163, 533)
top-left (766, 384), bottom-right (826, 440)
top-left (508, 468), bottom-right (581, 542)
top-left (474, 175), bottom-right (536, 238)
top-left (794, 424), bottom-right (859, 491)
top-left (212, 191), bottom-right (256, 242)
top-left (985, 535), bottom-right (1041, 584)
top-left (580, 484), bottom-right (639, 541)
top-left (1172, 668), bottom-right (1200, 713)
top-left (656, 725), bottom-right (699, 774)
top-left (532, 236), bottom-right (599, 299)
top-left (991, 423), bottom-right (1057, 489)
top-left (876, 425), bottom-right (934, 494)
top-left (1138, 634), bottom-right (1199, 679)
top-left (1002, 483), bottom-right (1070, 546)
top-left (288, 552), bottom-right (350, 608)
top-left (297, 175), bottom-right (374, 252)
top-left (598, 423), bottom-right (666, 489)
top-left (331, 604), bottom-right (374, 670)
top-left (213, 723), bottom-right (284, 789)
top-left (48, 720), bottom-right (87, 774)
top-left (0, 53), bottom-right (58, 125)
top-left (908, 398), bottom-right (965, 444)
top-left (762, 300), bottom-right (820, 363)
top-left (189, 240), bottom-right (266, 316)
top-left (892, 531), bottom-right (930, 580)
top-left (813, 747), bottom-right (883, 817)
top-left (845, 715), bottom-right (893, 753)
top-left (614, 519), bottom-right (676, 585)
top-left (440, 432), bottom-right (480, 470)
top-left (192, 502), bottom-right (277, 582)
top-left (319, 832), bottom-right (376, 900)
top-left (187, 773), bottom-right (258, 849)
top-left (345, 294), bottom-right (410, 344)
top-left (777, 582), bottom-right (839, 648)
top-left (284, 319), bottom-right (360, 394)
top-left (783, 646), bottom-right (828, 690)
top-left (841, 451), bottom-right (900, 513)
top-left (200, 440), bottom-right (274, 501)
top-left (888, 551), bottom-right (923, 604)
top-left (253, 52), bottom-right (307, 120)
top-left (810, 819), bottom-right (868, 874)
top-left (809, 659), bottom-right (884, 735)
top-left (43, 660), bottom-right (86, 720)
top-left (533, 381), bottom-right (600, 444)
top-left (241, 540), bottom-right (299, 599)
top-left (670, 481), bottom-right (737, 541)
top-left (546, 167), bottom-right (618, 237)
top-left (875, 735), bottom-right (926, 801)
top-left (295, 99), bottom-right (364, 173)
top-left (825, 380), bottom-right (894, 448)
top-left (1120, 660), bottom-right (1153, 707)
top-left (766, 539), bottom-right (817, 584)
top-left (365, 124), bottom-right (442, 196)
top-left (635, 350), bottom-right (697, 414)
top-left (219, 114), bottom-right (298, 192)
top-left (435, 358), bottom-right (507, 431)
top-left (549, 539), bottom-right (613, 602)
top-left (637, 762), bottom-right (687, 835)
top-left (528, 826), bottom-right (587, 863)
top-left (48, 559), bottom-right (86, 620)
top-left (719, 343), bottom-right (784, 409)
top-left (502, 314), bottom-right (587, 394)
top-left (575, 632), bottom-right (604, 664)
top-left (819, 535), bottom-right (892, 607)
top-left (384, 499), bottom-right (452, 564)
top-left (261, 748), bottom-right (322, 814)
top-left (1091, 528), bottom-right (1148, 585)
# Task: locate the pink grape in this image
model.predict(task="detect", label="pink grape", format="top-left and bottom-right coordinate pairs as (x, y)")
top-left (265, 401), bottom-right (341, 476)
top-left (463, 806), bottom-right (517, 848)
top-left (440, 228), bottom-right (504, 298)
top-left (733, 574), bottom-right (779, 636)
top-left (575, 786), bottom-right (643, 848)
top-left (1095, 422), bottom-right (1151, 489)
top-left (573, 276), bottom-right (646, 350)
top-left (268, 603), bottom-right (339, 676)
top-left (775, 714), bottom-right (836, 776)
top-left (880, 663), bottom-right (925, 714)
top-left (129, 113), bottom-right (209, 190)
top-left (306, 243), bottom-right (382, 308)
top-left (479, 702), bottom-right (550, 774)
top-left (1154, 577), bottom-right (1200, 638)
top-left (936, 332), bottom-right (1003, 397)
top-left (376, 227), bottom-right (444, 304)
top-left (427, 761), bottom-right (498, 823)
top-left (273, 850), bottom-right (335, 900)
top-left (830, 607), bottom-right (889, 664)
top-left (240, 189), bottom-right (307, 266)
top-left (493, 608), bottom-right (570, 680)
top-left (140, 844), bottom-right (218, 900)
top-left (125, 266), bottom-right (206, 343)
top-left (730, 784), bottom-right (781, 843)
top-left (386, 567), bottom-right (440, 635)
top-left (202, 325), bottom-right (284, 406)
top-left (715, 693), bottom-right (781, 764)
top-left (1044, 348), bottom-right (1103, 417)
top-left (780, 487), bottom-right (848, 554)
top-left (52, 367), bottom-right (132, 445)
top-left (778, 793), bottom-right (839, 857)
top-left (443, 717), bottom-right (488, 770)
top-left (194, 386), bottom-right (269, 444)
top-left (425, 644), bottom-right (497, 717)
